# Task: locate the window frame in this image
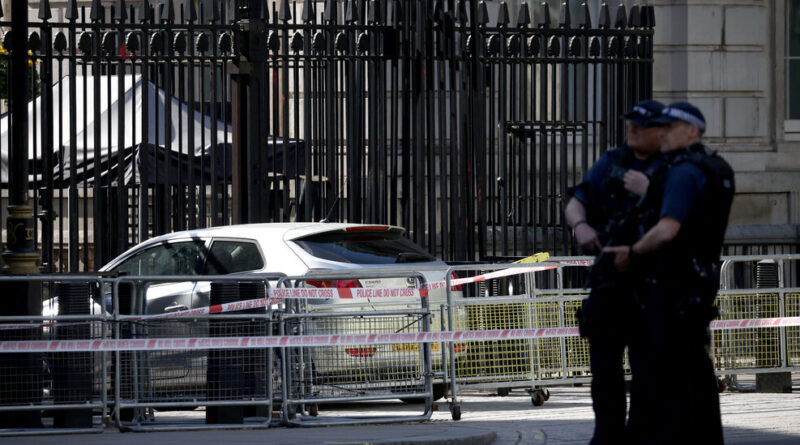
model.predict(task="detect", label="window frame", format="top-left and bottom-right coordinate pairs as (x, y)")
top-left (781, 0), bottom-right (800, 139)
top-left (202, 238), bottom-right (266, 274)
top-left (110, 239), bottom-right (207, 276)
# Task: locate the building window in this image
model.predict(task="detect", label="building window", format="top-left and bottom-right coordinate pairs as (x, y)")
top-left (786, 0), bottom-right (800, 131)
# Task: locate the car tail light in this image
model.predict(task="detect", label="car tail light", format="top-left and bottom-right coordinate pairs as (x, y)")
top-left (306, 279), bottom-right (363, 289)
top-left (345, 225), bottom-right (390, 232)
top-left (345, 347), bottom-right (377, 357)
top-left (450, 271), bottom-right (463, 291)
top-left (454, 343), bottom-right (467, 353)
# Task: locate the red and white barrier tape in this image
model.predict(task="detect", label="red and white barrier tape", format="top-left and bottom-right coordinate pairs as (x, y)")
top-left (710, 316), bottom-right (800, 329)
top-left (1, 262), bottom-right (569, 329)
top-left (2, 316), bottom-right (799, 353)
top-left (271, 286), bottom-right (429, 300)
top-left (134, 286), bottom-right (432, 321)
top-left (444, 264), bottom-right (559, 288)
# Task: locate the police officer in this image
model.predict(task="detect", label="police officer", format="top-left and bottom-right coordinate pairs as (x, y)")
top-left (564, 99), bottom-right (666, 445)
top-left (604, 102), bottom-right (733, 444)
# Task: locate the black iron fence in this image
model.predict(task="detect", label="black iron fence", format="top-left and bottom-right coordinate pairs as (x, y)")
top-left (0, 0), bottom-right (654, 271)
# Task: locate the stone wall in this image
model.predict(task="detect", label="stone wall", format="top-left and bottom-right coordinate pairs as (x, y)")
top-left (652, 0), bottom-right (800, 227)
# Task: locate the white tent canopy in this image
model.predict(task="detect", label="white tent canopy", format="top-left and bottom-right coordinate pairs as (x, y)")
top-left (0, 74), bottom-right (232, 181)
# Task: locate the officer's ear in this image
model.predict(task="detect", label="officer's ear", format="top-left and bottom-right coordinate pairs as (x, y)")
top-left (688, 124), bottom-right (702, 139)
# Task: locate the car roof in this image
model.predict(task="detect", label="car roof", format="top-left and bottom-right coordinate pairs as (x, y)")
top-left (100, 222), bottom-right (414, 272)
top-left (132, 222), bottom-right (406, 245)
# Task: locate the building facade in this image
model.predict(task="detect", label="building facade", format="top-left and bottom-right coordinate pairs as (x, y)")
top-left (652, 0), bottom-right (800, 245)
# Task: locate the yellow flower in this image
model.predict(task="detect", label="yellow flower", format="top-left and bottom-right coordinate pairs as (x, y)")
top-left (26, 49), bottom-right (38, 67)
top-left (0, 45), bottom-right (38, 65)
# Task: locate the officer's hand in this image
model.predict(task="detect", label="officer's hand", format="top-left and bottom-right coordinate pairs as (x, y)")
top-left (623, 170), bottom-right (650, 197)
top-left (602, 245), bottom-right (630, 271)
top-left (575, 223), bottom-right (602, 253)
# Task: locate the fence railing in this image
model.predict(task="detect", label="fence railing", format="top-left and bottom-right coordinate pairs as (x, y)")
top-left (0, 1), bottom-right (655, 270)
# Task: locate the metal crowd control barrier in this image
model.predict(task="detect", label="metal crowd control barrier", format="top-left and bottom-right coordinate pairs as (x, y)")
top-left (276, 269), bottom-right (441, 425)
top-left (108, 274), bottom-right (285, 432)
top-left (0, 273), bottom-right (286, 435)
top-left (3, 256), bottom-right (800, 436)
top-left (442, 259), bottom-right (594, 410)
top-left (717, 255), bottom-right (800, 392)
top-left (0, 275), bottom-right (109, 436)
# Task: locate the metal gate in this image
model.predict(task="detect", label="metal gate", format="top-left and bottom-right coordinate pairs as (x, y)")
top-left (0, 1), bottom-right (655, 269)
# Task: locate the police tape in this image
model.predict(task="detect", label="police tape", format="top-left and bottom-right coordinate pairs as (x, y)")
top-left (2, 316), bottom-right (799, 353)
top-left (445, 263), bottom-right (559, 287)
top-left (131, 286), bottom-right (433, 321)
top-left (709, 317), bottom-right (800, 330)
top-left (0, 261), bottom-right (570, 329)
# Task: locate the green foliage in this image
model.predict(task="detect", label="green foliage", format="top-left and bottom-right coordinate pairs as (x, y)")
top-left (0, 48), bottom-right (41, 101)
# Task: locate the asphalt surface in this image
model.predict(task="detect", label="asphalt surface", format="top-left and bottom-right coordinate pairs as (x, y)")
top-left (4, 374), bottom-right (800, 444)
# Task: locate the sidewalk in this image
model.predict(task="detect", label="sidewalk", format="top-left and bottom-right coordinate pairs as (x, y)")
top-left (6, 374), bottom-right (800, 444)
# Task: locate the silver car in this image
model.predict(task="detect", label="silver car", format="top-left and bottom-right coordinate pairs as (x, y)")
top-left (49, 223), bottom-right (464, 401)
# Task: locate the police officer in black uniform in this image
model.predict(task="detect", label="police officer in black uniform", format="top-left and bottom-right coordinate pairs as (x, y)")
top-left (565, 99), bottom-right (667, 445)
top-left (604, 102), bottom-right (733, 444)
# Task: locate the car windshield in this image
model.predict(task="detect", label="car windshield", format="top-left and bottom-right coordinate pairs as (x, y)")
top-left (293, 230), bottom-right (437, 264)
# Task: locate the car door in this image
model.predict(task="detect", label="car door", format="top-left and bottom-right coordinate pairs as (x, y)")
top-left (108, 239), bottom-right (208, 388)
top-left (193, 238), bottom-right (267, 310)
top-left (109, 239), bottom-right (206, 315)
top-left (189, 239), bottom-right (268, 388)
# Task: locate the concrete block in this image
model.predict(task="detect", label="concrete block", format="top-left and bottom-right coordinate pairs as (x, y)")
top-left (729, 192), bottom-right (790, 225)
top-left (725, 97), bottom-right (767, 138)
top-left (691, 5), bottom-right (725, 45)
top-left (685, 52), bottom-right (765, 92)
top-left (684, 51), bottom-right (717, 91)
top-left (756, 373), bottom-right (793, 393)
top-left (769, 149), bottom-right (800, 170)
top-left (654, 4), bottom-right (723, 46)
top-left (723, 152), bottom-right (768, 172)
top-left (722, 52), bottom-right (767, 91)
top-left (735, 171), bottom-right (800, 193)
top-left (708, 142), bottom-right (773, 153)
top-left (652, 51), bottom-right (688, 93)
top-left (725, 6), bottom-right (767, 46)
top-left (653, 5), bottom-right (684, 45)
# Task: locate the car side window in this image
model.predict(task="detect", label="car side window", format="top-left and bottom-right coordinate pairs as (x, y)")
top-left (202, 240), bottom-right (264, 274)
top-left (113, 240), bottom-right (205, 276)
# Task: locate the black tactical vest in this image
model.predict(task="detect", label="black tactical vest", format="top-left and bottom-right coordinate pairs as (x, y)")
top-left (584, 146), bottom-right (666, 245)
top-left (665, 144), bottom-right (735, 265)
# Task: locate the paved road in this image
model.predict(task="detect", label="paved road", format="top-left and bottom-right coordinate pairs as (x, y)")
top-left (5, 374), bottom-right (800, 444)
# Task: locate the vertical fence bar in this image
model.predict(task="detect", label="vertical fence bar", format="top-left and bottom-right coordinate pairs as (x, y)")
top-left (35, 8), bottom-right (52, 273)
top-left (70, 6), bottom-right (82, 271)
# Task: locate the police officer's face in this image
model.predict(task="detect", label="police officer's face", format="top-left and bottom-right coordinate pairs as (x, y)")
top-left (661, 121), bottom-right (700, 152)
top-left (626, 121), bottom-right (663, 154)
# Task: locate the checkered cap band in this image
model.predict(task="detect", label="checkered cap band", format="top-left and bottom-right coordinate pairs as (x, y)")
top-left (662, 106), bottom-right (706, 132)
